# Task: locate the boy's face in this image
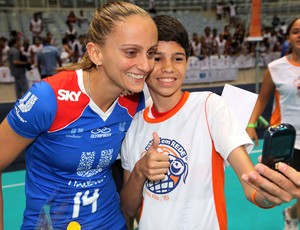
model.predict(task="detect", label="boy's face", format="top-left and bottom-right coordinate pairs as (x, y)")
top-left (146, 41), bottom-right (187, 99)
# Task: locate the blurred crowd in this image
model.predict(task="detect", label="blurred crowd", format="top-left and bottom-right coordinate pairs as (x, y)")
top-left (0, 11), bottom-right (89, 99)
top-left (0, 5), bottom-right (292, 97)
top-left (0, 11), bottom-right (88, 69)
top-left (190, 12), bottom-right (290, 60)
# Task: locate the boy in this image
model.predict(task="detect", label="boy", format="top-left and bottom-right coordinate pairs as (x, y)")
top-left (120, 15), bottom-right (293, 229)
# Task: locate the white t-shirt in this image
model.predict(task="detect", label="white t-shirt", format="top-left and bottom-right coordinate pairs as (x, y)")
top-left (269, 56), bottom-right (300, 149)
top-left (30, 19), bottom-right (43, 34)
top-left (121, 91), bottom-right (253, 230)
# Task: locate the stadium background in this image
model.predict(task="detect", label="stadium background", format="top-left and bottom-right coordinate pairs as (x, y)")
top-left (0, 0), bottom-right (299, 229)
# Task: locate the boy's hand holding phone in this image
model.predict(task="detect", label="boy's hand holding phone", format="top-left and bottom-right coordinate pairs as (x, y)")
top-left (262, 123), bottom-right (296, 171)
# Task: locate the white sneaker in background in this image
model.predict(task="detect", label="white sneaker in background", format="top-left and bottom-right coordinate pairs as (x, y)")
top-left (283, 207), bottom-right (298, 230)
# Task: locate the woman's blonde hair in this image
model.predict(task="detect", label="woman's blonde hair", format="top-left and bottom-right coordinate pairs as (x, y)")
top-left (58, 1), bottom-right (150, 72)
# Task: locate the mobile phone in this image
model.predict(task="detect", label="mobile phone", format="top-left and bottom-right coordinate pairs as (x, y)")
top-left (262, 123), bottom-right (296, 171)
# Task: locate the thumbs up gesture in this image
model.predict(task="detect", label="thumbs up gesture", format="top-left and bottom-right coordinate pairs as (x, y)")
top-left (147, 132), bottom-right (160, 154)
top-left (137, 132), bottom-right (170, 182)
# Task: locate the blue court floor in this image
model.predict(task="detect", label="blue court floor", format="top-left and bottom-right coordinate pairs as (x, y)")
top-left (2, 140), bottom-right (296, 229)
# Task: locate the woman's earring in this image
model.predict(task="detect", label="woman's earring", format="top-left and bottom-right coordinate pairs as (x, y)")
top-left (96, 64), bottom-right (99, 69)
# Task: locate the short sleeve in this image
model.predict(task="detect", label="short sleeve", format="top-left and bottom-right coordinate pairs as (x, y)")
top-left (121, 135), bottom-right (131, 172)
top-left (206, 93), bottom-right (254, 159)
top-left (7, 81), bottom-right (58, 139)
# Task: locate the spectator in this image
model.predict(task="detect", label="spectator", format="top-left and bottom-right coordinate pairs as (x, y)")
top-left (28, 36), bottom-right (43, 66)
top-left (280, 21), bottom-right (288, 35)
top-left (20, 37), bottom-right (31, 62)
top-left (46, 31), bottom-right (56, 46)
top-left (276, 28), bottom-right (285, 44)
top-left (246, 16), bottom-right (300, 230)
top-left (190, 32), bottom-right (201, 58)
top-left (66, 10), bottom-right (77, 25)
top-left (60, 37), bottom-right (73, 64)
top-left (10, 30), bottom-right (22, 40)
top-left (37, 36), bottom-right (62, 79)
top-left (29, 13), bottom-right (44, 43)
top-left (268, 28), bottom-right (279, 53)
top-left (223, 36), bottom-right (234, 56)
top-left (7, 37), bottom-right (30, 98)
top-left (232, 23), bottom-right (245, 55)
top-left (228, 1), bottom-right (237, 26)
top-left (211, 28), bottom-right (220, 56)
top-left (78, 34), bottom-right (87, 54)
top-left (68, 34), bottom-right (83, 63)
top-left (77, 10), bottom-right (89, 28)
top-left (215, 32), bottom-right (227, 55)
top-left (65, 22), bottom-right (77, 41)
top-left (148, 0), bottom-right (157, 15)
top-left (200, 26), bottom-right (213, 56)
top-left (222, 25), bottom-right (232, 41)
top-left (272, 14), bottom-right (281, 30)
top-left (216, 2), bottom-right (223, 20)
top-left (0, 36), bottom-right (9, 66)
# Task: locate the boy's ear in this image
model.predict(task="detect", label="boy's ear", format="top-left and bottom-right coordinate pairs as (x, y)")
top-left (86, 42), bottom-right (103, 66)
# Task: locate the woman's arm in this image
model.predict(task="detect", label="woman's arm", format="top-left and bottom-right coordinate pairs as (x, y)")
top-left (246, 69), bottom-right (275, 145)
top-left (0, 118), bottom-right (34, 229)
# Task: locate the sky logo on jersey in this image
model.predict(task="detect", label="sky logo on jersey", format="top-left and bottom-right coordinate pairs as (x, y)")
top-left (145, 138), bottom-right (189, 195)
top-left (57, 89), bottom-right (81, 101)
top-left (90, 127), bottom-right (112, 138)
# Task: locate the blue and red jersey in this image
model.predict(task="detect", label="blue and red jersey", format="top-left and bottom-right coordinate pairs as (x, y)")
top-left (7, 69), bottom-right (145, 229)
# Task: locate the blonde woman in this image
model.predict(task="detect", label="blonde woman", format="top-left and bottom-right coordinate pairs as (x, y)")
top-left (0, 2), bottom-right (158, 229)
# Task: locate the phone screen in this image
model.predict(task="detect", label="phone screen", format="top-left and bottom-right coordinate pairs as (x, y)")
top-left (270, 134), bottom-right (295, 158)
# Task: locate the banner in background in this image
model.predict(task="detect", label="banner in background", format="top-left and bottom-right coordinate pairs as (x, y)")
top-left (248, 0), bottom-right (262, 41)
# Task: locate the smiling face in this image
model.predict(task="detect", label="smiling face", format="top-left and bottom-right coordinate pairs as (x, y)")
top-left (287, 18), bottom-right (300, 52)
top-left (98, 15), bottom-right (158, 93)
top-left (146, 41), bottom-right (187, 104)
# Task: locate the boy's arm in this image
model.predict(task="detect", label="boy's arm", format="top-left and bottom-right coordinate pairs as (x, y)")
top-left (120, 168), bottom-right (146, 218)
top-left (229, 146), bottom-right (293, 208)
top-left (242, 160), bottom-right (300, 203)
top-left (120, 132), bottom-right (170, 217)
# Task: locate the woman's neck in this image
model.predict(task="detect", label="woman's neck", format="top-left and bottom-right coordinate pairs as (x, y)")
top-left (291, 52), bottom-right (300, 63)
top-left (85, 70), bottom-right (121, 112)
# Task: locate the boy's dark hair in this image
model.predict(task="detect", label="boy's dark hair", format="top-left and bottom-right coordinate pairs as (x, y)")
top-left (153, 15), bottom-right (190, 59)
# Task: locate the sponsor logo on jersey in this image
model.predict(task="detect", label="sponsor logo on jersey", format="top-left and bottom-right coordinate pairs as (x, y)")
top-left (15, 92), bottom-right (38, 123)
top-left (66, 128), bottom-right (83, 138)
top-left (144, 138), bottom-right (189, 196)
top-left (57, 89), bottom-right (81, 101)
top-left (90, 127), bottom-right (112, 138)
top-left (119, 122), bottom-right (126, 132)
top-left (76, 149), bottom-right (113, 178)
top-left (68, 148), bottom-right (113, 188)
top-left (18, 92), bottom-right (38, 112)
